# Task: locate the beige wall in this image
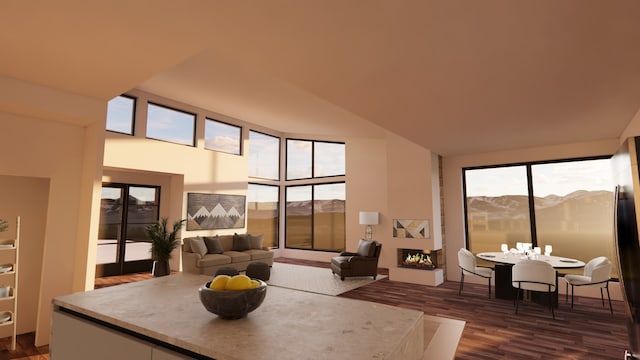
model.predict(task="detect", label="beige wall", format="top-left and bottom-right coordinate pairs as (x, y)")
top-left (0, 76), bottom-right (106, 346)
top-left (620, 107), bottom-right (640, 143)
top-left (442, 138), bottom-right (621, 298)
top-left (0, 115), bottom-right (102, 346)
top-left (0, 176), bottom-right (48, 335)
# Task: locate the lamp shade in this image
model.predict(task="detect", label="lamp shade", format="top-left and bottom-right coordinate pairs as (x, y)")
top-left (359, 211), bottom-right (379, 225)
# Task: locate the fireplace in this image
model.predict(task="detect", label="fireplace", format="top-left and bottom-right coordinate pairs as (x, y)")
top-left (397, 248), bottom-right (442, 270)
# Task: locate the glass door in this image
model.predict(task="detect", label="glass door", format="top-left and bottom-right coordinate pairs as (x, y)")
top-left (96, 184), bottom-right (160, 277)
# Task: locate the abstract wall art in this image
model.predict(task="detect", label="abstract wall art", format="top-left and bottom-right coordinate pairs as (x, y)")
top-left (393, 219), bottom-right (430, 239)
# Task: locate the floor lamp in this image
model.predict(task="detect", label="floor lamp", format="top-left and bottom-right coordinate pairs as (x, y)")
top-left (359, 211), bottom-right (379, 240)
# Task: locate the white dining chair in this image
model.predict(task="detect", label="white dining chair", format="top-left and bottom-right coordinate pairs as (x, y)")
top-left (458, 248), bottom-right (493, 298)
top-left (512, 259), bottom-right (557, 319)
top-left (564, 256), bottom-right (613, 315)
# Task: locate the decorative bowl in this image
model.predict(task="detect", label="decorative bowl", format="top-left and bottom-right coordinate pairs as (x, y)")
top-left (198, 280), bottom-right (267, 319)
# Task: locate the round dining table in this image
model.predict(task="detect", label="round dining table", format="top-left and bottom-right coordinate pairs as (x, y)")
top-left (475, 251), bottom-right (585, 302)
top-left (476, 251), bottom-right (585, 268)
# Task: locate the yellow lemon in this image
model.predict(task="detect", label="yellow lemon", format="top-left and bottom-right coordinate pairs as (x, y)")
top-left (209, 275), bottom-right (231, 290)
top-left (225, 274), bottom-right (252, 290)
top-left (249, 279), bottom-right (260, 289)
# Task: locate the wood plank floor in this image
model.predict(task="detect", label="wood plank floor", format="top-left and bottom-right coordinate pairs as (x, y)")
top-left (0, 258), bottom-right (631, 359)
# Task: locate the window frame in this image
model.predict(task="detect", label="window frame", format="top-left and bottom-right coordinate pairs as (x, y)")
top-left (204, 117), bottom-right (242, 155)
top-left (145, 101), bottom-right (196, 147)
top-left (247, 182), bottom-right (280, 249)
top-left (248, 130), bottom-right (281, 180)
top-left (285, 138), bottom-right (346, 181)
top-left (284, 181), bottom-right (346, 252)
top-left (106, 94), bottom-right (137, 135)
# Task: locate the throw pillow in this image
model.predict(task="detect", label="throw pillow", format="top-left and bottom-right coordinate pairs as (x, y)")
top-left (190, 237), bottom-right (208, 257)
top-left (356, 239), bottom-right (375, 257)
top-left (204, 236), bottom-right (224, 254)
top-left (232, 233), bottom-right (251, 251)
top-left (248, 233), bottom-right (264, 249)
top-left (182, 238), bottom-right (192, 253)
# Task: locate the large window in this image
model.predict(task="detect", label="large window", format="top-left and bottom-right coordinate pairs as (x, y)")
top-left (464, 157), bottom-right (615, 277)
top-left (284, 139), bottom-right (346, 251)
top-left (106, 95), bottom-right (136, 135)
top-left (248, 131), bottom-right (280, 180)
top-left (314, 142), bottom-right (346, 177)
top-left (531, 159), bottom-right (614, 274)
top-left (464, 165), bottom-right (532, 253)
top-left (205, 118), bottom-right (241, 155)
top-left (146, 103), bottom-right (196, 146)
top-left (285, 183), bottom-right (346, 251)
top-left (286, 139), bottom-right (345, 180)
top-left (247, 184), bottom-right (279, 248)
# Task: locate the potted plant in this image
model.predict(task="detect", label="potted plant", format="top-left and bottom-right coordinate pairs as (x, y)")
top-left (145, 217), bottom-right (186, 277)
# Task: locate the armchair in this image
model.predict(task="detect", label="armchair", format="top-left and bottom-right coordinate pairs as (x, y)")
top-left (331, 239), bottom-right (382, 281)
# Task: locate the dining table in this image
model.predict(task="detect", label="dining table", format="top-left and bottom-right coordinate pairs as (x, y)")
top-left (476, 251), bottom-right (585, 302)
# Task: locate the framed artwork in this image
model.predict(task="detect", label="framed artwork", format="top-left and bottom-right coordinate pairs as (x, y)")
top-left (186, 193), bottom-right (246, 230)
top-left (393, 219), bottom-right (430, 239)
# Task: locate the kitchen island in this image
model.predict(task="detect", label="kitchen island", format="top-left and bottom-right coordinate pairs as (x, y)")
top-left (51, 273), bottom-right (424, 360)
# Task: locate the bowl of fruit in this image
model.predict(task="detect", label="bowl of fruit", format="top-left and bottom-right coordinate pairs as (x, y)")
top-left (198, 274), bottom-right (267, 320)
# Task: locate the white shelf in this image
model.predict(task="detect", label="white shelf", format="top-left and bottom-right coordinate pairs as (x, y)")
top-left (0, 217), bottom-right (19, 351)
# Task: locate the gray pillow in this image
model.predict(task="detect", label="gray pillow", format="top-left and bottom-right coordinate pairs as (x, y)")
top-left (190, 237), bottom-right (208, 257)
top-left (356, 239), bottom-right (375, 257)
top-left (182, 238), bottom-right (192, 253)
top-left (232, 233), bottom-right (251, 251)
top-left (204, 236), bottom-right (224, 254)
top-left (249, 233), bottom-right (264, 249)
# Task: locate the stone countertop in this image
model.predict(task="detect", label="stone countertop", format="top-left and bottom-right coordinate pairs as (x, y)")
top-left (53, 273), bottom-right (424, 360)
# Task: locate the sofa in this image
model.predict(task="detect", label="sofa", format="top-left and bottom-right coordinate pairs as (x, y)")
top-left (182, 233), bottom-right (274, 275)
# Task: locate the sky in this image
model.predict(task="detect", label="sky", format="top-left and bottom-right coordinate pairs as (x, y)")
top-left (465, 158), bottom-right (613, 197)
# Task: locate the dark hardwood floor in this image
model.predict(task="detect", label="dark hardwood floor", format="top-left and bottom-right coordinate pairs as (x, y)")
top-left (0, 258), bottom-right (631, 359)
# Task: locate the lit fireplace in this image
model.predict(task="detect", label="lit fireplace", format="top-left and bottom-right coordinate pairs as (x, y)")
top-left (397, 248), bottom-right (441, 270)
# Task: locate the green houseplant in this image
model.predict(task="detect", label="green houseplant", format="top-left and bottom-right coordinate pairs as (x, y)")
top-left (145, 217), bottom-right (186, 277)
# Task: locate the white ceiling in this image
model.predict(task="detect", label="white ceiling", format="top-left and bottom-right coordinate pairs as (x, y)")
top-left (2, 1), bottom-right (640, 155)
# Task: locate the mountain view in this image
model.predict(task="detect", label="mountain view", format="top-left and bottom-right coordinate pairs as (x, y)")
top-left (467, 190), bottom-right (616, 271)
top-left (285, 199), bottom-right (345, 216)
top-left (467, 190), bottom-right (613, 233)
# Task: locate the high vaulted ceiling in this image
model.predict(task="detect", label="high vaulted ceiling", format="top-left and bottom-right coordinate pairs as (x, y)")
top-left (2, 1), bottom-right (640, 155)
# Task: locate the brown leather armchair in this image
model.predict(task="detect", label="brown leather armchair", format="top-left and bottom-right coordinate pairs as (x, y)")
top-left (331, 239), bottom-right (382, 281)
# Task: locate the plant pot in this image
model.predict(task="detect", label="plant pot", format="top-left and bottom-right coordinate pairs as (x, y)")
top-left (152, 260), bottom-right (170, 277)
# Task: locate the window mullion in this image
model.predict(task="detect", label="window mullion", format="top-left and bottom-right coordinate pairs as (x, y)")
top-left (526, 165), bottom-right (538, 247)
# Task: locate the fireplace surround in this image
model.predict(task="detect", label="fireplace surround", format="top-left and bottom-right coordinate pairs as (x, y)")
top-left (397, 248), bottom-right (442, 270)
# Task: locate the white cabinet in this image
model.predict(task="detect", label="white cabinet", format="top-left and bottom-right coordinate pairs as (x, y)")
top-left (51, 311), bottom-right (199, 360)
top-left (51, 311), bottom-right (152, 360)
top-left (0, 216), bottom-right (19, 350)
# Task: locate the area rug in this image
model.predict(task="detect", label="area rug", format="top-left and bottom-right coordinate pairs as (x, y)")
top-left (267, 262), bottom-right (387, 296)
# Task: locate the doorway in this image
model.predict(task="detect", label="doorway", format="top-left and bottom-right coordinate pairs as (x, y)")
top-left (96, 183), bottom-right (160, 277)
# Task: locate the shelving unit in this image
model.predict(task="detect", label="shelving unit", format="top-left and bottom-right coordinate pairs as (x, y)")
top-left (0, 216), bottom-right (19, 351)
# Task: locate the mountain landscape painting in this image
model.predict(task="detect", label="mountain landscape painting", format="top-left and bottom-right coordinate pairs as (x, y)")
top-left (187, 193), bottom-right (245, 230)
